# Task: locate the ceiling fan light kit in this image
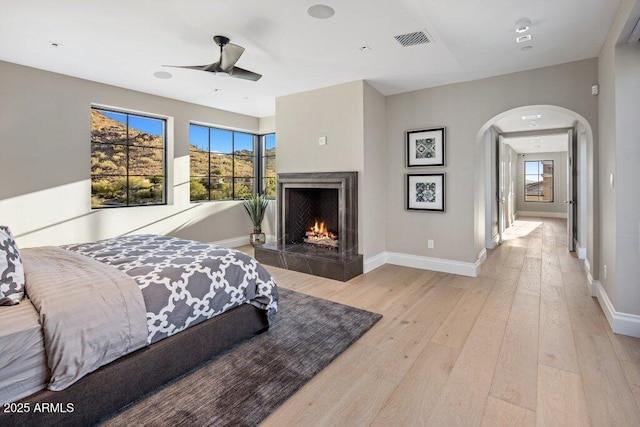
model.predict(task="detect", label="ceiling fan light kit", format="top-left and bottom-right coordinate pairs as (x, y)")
top-left (164, 35), bottom-right (262, 82)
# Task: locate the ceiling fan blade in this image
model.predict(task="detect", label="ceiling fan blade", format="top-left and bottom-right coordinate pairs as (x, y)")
top-left (164, 64), bottom-right (213, 71)
top-left (229, 66), bottom-right (262, 81)
top-left (220, 43), bottom-right (245, 71)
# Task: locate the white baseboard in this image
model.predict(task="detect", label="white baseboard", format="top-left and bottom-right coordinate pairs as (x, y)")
top-left (477, 248), bottom-right (487, 264)
top-left (486, 234), bottom-right (499, 249)
top-left (364, 252), bottom-right (387, 273)
top-left (594, 280), bottom-right (640, 338)
top-left (583, 259), bottom-right (597, 296)
top-left (385, 251), bottom-right (479, 277)
top-left (575, 242), bottom-right (587, 260)
top-left (212, 234), bottom-right (276, 248)
top-left (516, 211), bottom-right (568, 219)
top-left (213, 236), bottom-right (249, 248)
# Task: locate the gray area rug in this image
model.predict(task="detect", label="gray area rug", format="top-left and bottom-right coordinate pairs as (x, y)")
top-left (99, 288), bottom-right (382, 427)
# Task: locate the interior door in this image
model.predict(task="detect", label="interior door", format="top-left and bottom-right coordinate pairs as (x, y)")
top-left (566, 129), bottom-right (576, 251)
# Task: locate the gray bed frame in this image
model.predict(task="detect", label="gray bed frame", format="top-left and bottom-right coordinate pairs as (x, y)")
top-left (0, 303), bottom-right (269, 426)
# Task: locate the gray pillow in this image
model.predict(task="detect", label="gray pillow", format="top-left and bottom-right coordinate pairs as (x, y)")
top-left (0, 226), bottom-right (25, 305)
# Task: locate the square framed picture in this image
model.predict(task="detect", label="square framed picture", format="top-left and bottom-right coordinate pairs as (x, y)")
top-left (406, 173), bottom-right (445, 212)
top-left (406, 127), bottom-right (445, 167)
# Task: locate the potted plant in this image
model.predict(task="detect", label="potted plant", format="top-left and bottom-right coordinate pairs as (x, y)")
top-left (243, 194), bottom-right (269, 246)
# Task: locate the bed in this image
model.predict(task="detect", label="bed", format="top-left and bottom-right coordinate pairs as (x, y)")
top-left (0, 230), bottom-right (278, 426)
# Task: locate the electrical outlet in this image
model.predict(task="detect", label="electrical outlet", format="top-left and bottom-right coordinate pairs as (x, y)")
top-left (604, 264), bottom-right (607, 279)
top-left (428, 239), bottom-right (434, 249)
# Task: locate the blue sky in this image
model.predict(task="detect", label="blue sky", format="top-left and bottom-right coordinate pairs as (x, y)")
top-left (189, 124), bottom-right (255, 153)
top-left (103, 111), bottom-right (163, 136)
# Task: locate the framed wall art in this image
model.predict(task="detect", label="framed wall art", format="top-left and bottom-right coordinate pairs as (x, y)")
top-left (406, 127), bottom-right (445, 167)
top-left (406, 173), bottom-right (445, 212)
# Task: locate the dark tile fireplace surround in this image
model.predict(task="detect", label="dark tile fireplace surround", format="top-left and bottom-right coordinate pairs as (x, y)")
top-left (254, 172), bottom-right (363, 281)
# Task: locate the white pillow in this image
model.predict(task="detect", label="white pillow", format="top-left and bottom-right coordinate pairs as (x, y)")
top-left (0, 226), bottom-right (25, 305)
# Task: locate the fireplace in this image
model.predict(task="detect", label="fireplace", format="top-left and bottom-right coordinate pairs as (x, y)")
top-left (254, 172), bottom-right (363, 281)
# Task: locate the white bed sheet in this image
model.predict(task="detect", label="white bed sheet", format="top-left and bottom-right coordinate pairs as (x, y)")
top-left (0, 298), bottom-right (49, 404)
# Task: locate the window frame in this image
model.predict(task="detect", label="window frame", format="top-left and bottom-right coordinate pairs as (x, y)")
top-left (189, 123), bottom-right (275, 202)
top-left (524, 159), bottom-right (554, 203)
top-left (260, 133), bottom-right (276, 199)
top-left (91, 106), bottom-right (167, 209)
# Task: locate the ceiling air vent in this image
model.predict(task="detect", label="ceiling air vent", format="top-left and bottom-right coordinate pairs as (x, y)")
top-left (394, 30), bottom-right (432, 47)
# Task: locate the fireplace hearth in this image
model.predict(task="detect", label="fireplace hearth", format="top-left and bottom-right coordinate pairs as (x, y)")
top-left (254, 171), bottom-right (363, 282)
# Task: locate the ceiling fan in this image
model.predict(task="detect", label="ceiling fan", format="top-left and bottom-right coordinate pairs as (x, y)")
top-left (165, 35), bottom-right (261, 81)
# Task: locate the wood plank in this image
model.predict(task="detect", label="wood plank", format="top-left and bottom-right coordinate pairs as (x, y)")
top-left (536, 364), bottom-right (590, 427)
top-left (621, 361), bottom-right (640, 411)
top-left (427, 316), bottom-right (507, 426)
top-left (365, 286), bottom-right (464, 381)
top-left (481, 277), bottom-right (518, 322)
top-left (480, 396), bottom-right (535, 427)
top-left (606, 329), bottom-right (640, 364)
top-left (516, 257), bottom-right (541, 297)
top-left (489, 293), bottom-right (540, 410)
top-left (539, 280), bottom-right (580, 373)
top-left (573, 331), bottom-right (640, 425)
top-left (315, 371), bottom-right (398, 426)
top-left (526, 237), bottom-right (542, 259)
top-left (504, 246), bottom-right (527, 269)
top-left (372, 343), bottom-right (459, 427)
top-left (431, 278), bottom-right (493, 349)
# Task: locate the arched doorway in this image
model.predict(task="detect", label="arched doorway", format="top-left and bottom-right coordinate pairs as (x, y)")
top-left (475, 105), bottom-right (594, 268)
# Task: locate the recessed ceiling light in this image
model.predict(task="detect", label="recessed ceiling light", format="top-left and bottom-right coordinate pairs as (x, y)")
top-left (516, 34), bottom-right (532, 43)
top-left (213, 88), bottom-right (222, 92)
top-left (243, 96), bottom-right (249, 100)
top-left (521, 45), bottom-right (533, 51)
top-left (514, 19), bottom-right (532, 33)
top-left (307, 4), bottom-right (335, 19)
top-left (153, 71), bottom-right (173, 79)
top-left (359, 45), bottom-right (371, 51)
top-left (522, 114), bottom-right (541, 120)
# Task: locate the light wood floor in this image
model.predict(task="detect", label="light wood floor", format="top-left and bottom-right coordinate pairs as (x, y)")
top-left (249, 218), bottom-right (640, 426)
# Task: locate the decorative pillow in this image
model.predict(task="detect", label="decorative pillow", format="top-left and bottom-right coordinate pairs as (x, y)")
top-left (0, 226), bottom-right (25, 305)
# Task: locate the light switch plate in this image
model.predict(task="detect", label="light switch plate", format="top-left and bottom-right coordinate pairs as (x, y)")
top-left (318, 136), bottom-right (327, 146)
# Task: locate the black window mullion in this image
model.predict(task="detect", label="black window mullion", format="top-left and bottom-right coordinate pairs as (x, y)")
top-left (126, 113), bottom-right (130, 206)
top-left (232, 131), bottom-right (235, 200)
top-left (208, 128), bottom-right (212, 201)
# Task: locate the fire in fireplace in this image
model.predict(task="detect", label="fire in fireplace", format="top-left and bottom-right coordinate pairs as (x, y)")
top-left (304, 220), bottom-right (338, 249)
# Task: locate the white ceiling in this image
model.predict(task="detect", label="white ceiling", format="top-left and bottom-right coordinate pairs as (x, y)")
top-left (0, 0), bottom-right (621, 118)
top-left (496, 106), bottom-right (575, 153)
top-left (505, 133), bottom-right (568, 154)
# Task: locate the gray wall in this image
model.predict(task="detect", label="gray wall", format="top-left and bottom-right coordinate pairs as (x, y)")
top-left (386, 59), bottom-right (599, 265)
top-left (516, 151), bottom-right (568, 216)
top-left (0, 60), bottom-right (274, 248)
top-left (598, 0), bottom-right (640, 315)
top-left (362, 82), bottom-right (388, 258)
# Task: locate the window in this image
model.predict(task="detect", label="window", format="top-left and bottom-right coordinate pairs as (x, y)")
top-left (189, 124), bottom-right (275, 201)
top-left (262, 133), bottom-right (276, 198)
top-left (524, 160), bottom-right (554, 202)
top-left (91, 107), bottom-right (166, 208)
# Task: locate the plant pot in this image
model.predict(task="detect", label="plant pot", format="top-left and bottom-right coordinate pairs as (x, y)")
top-left (250, 232), bottom-right (266, 247)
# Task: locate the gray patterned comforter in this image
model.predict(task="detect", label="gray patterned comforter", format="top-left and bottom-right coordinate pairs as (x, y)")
top-left (64, 235), bottom-right (278, 344)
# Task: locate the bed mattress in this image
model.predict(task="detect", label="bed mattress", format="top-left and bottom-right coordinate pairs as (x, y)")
top-left (0, 298), bottom-right (49, 405)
